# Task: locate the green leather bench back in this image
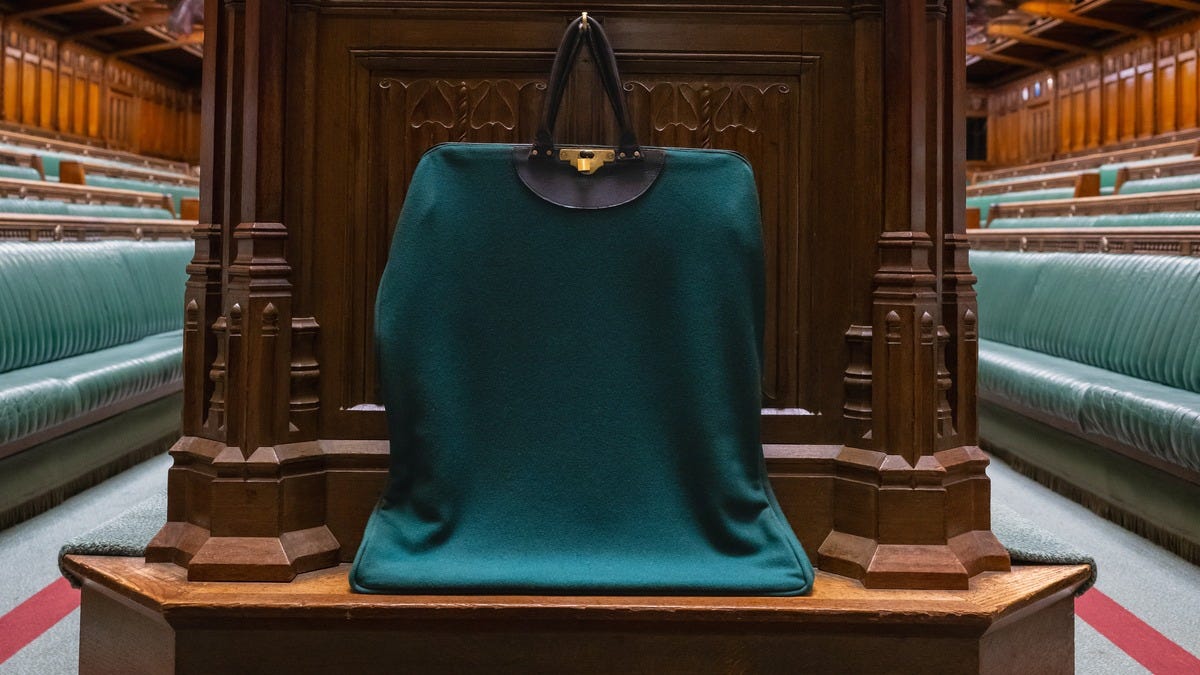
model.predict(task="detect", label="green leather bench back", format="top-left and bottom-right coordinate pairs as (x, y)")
top-left (0, 241), bottom-right (192, 374)
top-left (1098, 155), bottom-right (1193, 189)
top-left (989, 212), bottom-right (1200, 229)
top-left (84, 176), bottom-right (198, 214)
top-left (972, 250), bottom-right (1200, 394)
top-left (0, 197), bottom-right (172, 219)
top-left (1118, 174), bottom-right (1200, 195)
top-left (966, 188), bottom-right (1077, 221)
top-left (0, 164), bottom-right (41, 181)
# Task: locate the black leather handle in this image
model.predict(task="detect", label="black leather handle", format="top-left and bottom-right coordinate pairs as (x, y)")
top-left (532, 16), bottom-right (641, 160)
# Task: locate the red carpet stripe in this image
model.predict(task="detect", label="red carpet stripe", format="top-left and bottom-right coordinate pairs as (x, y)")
top-left (1076, 588), bottom-right (1200, 675)
top-left (0, 577), bottom-right (80, 665)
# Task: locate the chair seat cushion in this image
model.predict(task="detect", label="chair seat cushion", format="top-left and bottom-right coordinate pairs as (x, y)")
top-left (980, 339), bottom-right (1200, 473)
top-left (0, 330), bottom-right (182, 446)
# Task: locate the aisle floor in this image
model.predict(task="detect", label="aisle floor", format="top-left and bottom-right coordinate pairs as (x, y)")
top-left (0, 452), bottom-right (1197, 674)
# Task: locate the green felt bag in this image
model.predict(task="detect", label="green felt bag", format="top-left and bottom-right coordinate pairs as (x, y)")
top-left (349, 15), bottom-right (813, 596)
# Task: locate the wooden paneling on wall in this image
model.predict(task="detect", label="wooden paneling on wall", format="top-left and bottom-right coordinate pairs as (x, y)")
top-left (0, 21), bottom-right (200, 163)
top-left (987, 20), bottom-right (1200, 165)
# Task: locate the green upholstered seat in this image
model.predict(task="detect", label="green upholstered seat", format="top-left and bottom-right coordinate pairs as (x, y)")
top-left (988, 216), bottom-right (1102, 229)
top-left (1098, 155), bottom-right (1193, 189)
top-left (63, 203), bottom-right (174, 219)
top-left (0, 164), bottom-right (41, 181)
top-left (973, 250), bottom-right (1200, 472)
top-left (0, 197), bottom-right (171, 219)
top-left (84, 175), bottom-right (198, 214)
top-left (1118, 173), bottom-right (1200, 195)
top-left (0, 331), bottom-right (183, 446)
top-left (0, 241), bottom-right (191, 447)
top-left (966, 188), bottom-right (1077, 221)
top-left (971, 170), bottom-right (1080, 187)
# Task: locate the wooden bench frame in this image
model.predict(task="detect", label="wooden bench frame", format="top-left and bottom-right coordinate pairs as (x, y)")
top-left (983, 187), bottom-right (1200, 224)
top-left (0, 176), bottom-right (177, 215)
top-left (0, 125), bottom-right (194, 176)
top-left (970, 138), bottom-right (1200, 185)
top-left (966, 172), bottom-right (1099, 199)
top-left (0, 213), bottom-right (196, 242)
top-left (1113, 155), bottom-right (1200, 193)
top-left (60, 159), bottom-right (199, 188)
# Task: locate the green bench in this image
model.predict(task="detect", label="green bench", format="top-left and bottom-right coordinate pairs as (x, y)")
top-left (972, 250), bottom-right (1200, 563)
top-left (987, 212), bottom-right (1200, 229)
top-left (0, 197), bottom-right (173, 220)
top-left (0, 240), bottom-right (192, 528)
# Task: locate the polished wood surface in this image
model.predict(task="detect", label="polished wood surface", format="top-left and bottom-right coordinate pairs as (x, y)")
top-left (68, 555), bottom-right (1087, 674)
top-left (986, 18), bottom-right (1200, 166)
top-left (0, 19), bottom-right (199, 163)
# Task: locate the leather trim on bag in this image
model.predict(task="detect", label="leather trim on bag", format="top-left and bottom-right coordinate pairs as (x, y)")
top-left (512, 145), bottom-right (665, 210)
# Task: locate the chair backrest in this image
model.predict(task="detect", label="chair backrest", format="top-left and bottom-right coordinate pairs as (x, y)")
top-left (972, 250), bottom-right (1200, 394)
top-left (0, 240), bottom-right (192, 374)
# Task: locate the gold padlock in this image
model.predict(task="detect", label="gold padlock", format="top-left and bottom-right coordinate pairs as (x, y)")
top-left (558, 148), bottom-right (616, 175)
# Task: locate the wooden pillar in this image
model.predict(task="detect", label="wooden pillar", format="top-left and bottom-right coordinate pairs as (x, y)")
top-left (817, 0), bottom-right (1009, 589)
top-left (147, 0), bottom-right (337, 581)
top-left (149, 0), bottom-right (1008, 589)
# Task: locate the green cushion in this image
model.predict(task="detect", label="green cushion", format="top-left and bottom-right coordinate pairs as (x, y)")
top-left (62, 203), bottom-right (174, 220)
top-left (1118, 174), bottom-right (1200, 195)
top-left (0, 164), bottom-right (41, 181)
top-left (0, 331), bottom-right (182, 446)
top-left (972, 251), bottom-right (1200, 393)
top-left (979, 340), bottom-right (1200, 473)
top-left (966, 188), bottom-right (1077, 221)
top-left (0, 241), bottom-right (192, 374)
top-left (1098, 155), bottom-right (1193, 189)
top-left (988, 216), bottom-right (1102, 229)
top-left (971, 170), bottom-right (1080, 188)
top-left (84, 175), bottom-right (198, 215)
top-left (0, 197), bottom-right (70, 215)
top-left (974, 249), bottom-right (1200, 472)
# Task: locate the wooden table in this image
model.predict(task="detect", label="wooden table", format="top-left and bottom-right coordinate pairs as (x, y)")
top-left (65, 556), bottom-right (1089, 674)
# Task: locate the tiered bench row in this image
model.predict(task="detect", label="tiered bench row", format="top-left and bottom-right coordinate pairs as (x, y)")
top-left (0, 124), bottom-right (199, 527)
top-left (0, 126), bottom-right (199, 220)
top-left (967, 186), bottom-right (1200, 564)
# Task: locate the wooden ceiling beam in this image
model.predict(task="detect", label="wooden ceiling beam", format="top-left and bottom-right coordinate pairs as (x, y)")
top-left (73, 12), bottom-right (171, 40)
top-left (987, 22), bottom-right (1096, 55)
top-left (1018, 2), bottom-right (1150, 37)
top-left (967, 44), bottom-right (1050, 70)
top-left (1140, 0), bottom-right (1200, 12)
top-left (10, 0), bottom-right (114, 20)
top-left (110, 33), bottom-right (203, 58)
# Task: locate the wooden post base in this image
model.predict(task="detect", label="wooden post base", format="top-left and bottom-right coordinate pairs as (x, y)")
top-left (66, 556), bottom-right (1088, 674)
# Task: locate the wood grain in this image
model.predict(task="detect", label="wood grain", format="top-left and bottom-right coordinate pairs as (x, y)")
top-left (69, 556), bottom-right (1087, 674)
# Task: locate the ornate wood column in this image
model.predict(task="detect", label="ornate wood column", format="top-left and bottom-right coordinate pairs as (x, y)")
top-left (817, 0), bottom-right (1010, 588)
top-left (146, 0), bottom-right (338, 581)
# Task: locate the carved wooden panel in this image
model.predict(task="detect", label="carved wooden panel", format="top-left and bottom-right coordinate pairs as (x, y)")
top-left (306, 40), bottom-right (824, 440)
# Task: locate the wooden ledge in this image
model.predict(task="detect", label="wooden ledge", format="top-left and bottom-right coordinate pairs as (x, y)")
top-left (67, 556), bottom-right (1088, 673)
top-left (65, 555), bottom-right (1086, 629)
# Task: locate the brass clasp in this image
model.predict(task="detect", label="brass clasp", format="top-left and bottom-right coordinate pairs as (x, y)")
top-left (557, 148), bottom-right (615, 174)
